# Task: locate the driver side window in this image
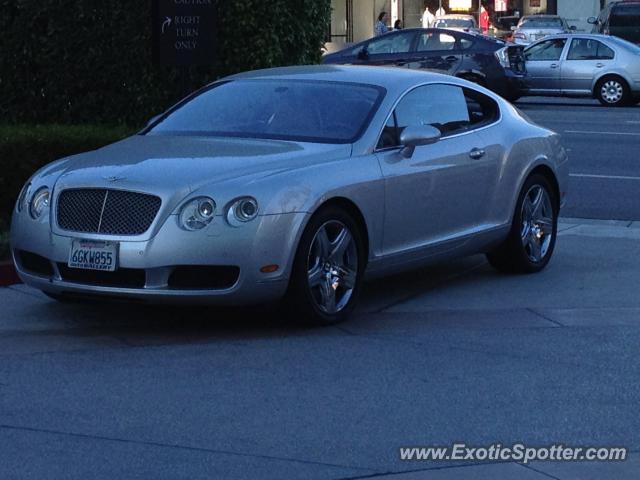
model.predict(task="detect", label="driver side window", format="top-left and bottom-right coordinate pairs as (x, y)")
top-left (525, 39), bottom-right (567, 61)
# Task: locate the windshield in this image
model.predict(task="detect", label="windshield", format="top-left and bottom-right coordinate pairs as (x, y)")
top-left (147, 79), bottom-right (385, 144)
top-left (435, 18), bottom-right (474, 28)
top-left (520, 17), bottom-right (563, 28)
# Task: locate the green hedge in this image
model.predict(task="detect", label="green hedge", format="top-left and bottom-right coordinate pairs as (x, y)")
top-left (0, 0), bottom-right (331, 126)
top-left (0, 124), bottom-right (134, 233)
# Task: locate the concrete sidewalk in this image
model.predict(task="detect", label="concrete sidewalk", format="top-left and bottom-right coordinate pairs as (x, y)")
top-left (1, 218), bottom-right (639, 480)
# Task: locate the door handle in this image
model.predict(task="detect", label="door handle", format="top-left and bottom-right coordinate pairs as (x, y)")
top-left (445, 55), bottom-right (459, 62)
top-left (550, 63), bottom-right (559, 69)
top-left (469, 148), bottom-right (486, 160)
top-left (596, 63), bottom-right (604, 68)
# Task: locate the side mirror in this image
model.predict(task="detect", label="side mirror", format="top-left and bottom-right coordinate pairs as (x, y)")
top-left (587, 17), bottom-right (597, 25)
top-left (569, 25), bottom-right (577, 31)
top-left (146, 114), bottom-right (162, 127)
top-left (399, 125), bottom-right (441, 158)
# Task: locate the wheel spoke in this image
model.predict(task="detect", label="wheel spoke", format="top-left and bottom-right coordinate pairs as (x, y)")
top-left (319, 278), bottom-right (337, 313)
top-left (531, 187), bottom-right (544, 218)
top-left (314, 227), bottom-right (331, 259)
top-left (307, 264), bottom-right (324, 288)
top-left (329, 228), bottom-right (353, 264)
top-left (528, 235), bottom-right (542, 262)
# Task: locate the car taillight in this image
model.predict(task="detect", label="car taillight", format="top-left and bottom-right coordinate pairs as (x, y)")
top-left (495, 47), bottom-right (511, 68)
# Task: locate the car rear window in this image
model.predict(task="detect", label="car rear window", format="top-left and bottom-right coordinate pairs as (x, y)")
top-left (520, 17), bottom-right (563, 28)
top-left (146, 79), bottom-right (385, 144)
top-left (611, 5), bottom-right (640, 26)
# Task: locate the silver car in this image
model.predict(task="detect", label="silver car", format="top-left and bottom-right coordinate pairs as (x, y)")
top-left (10, 66), bottom-right (569, 324)
top-left (523, 34), bottom-right (640, 106)
top-left (513, 15), bottom-right (575, 45)
top-left (433, 15), bottom-right (482, 35)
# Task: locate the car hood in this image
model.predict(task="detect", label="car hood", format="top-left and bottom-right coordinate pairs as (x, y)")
top-left (53, 134), bottom-right (352, 195)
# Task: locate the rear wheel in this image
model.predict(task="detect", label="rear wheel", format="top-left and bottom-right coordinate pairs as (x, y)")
top-left (487, 174), bottom-right (558, 274)
top-left (285, 207), bottom-right (365, 325)
top-left (595, 76), bottom-right (631, 107)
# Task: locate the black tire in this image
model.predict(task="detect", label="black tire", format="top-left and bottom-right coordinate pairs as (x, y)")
top-left (595, 76), bottom-right (631, 107)
top-left (487, 173), bottom-right (558, 274)
top-left (284, 206), bottom-right (366, 325)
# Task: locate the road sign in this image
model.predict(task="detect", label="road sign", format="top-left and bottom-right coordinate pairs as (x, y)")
top-left (152, 0), bottom-right (218, 66)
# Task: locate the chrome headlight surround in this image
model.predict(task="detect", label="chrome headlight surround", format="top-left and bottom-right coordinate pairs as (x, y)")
top-left (179, 196), bottom-right (216, 231)
top-left (29, 187), bottom-right (50, 219)
top-left (226, 197), bottom-right (259, 227)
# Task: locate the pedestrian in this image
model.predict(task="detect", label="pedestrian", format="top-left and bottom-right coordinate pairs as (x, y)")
top-left (422, 6), bottom-right (435, 28)
top-left (479, 6), bottom-right (490, 33)
top-left (375, 12), bottom-right (389, 36)
top-left (394, 19), bottom-right (403, 30)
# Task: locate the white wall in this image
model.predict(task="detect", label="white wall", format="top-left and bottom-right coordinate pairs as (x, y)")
top-left (558, 0), bottom-right (600, 32)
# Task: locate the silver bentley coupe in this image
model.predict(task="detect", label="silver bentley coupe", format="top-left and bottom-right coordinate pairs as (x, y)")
top-left (11, 66), bottom-right (569, 324)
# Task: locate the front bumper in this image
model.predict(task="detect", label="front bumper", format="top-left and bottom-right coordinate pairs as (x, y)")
top-left (11, 210), bottom-right (309, 305)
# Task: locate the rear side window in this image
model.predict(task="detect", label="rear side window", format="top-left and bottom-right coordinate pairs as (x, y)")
top-left (416, 32), bottom-right (457, 52)
top-left (610, 5), bottom-right (640, 27)
top-left (567, 39), bottom-right (615, 60)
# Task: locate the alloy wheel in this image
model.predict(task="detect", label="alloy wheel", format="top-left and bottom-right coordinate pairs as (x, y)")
top-left (520, 185), bottom-right (554, 263)
top-left (601, 80), bottom-right (624, 104)
top-left (306, 220), bottom-right (358, 315)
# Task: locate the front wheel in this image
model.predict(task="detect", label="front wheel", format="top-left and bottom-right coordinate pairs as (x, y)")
top-left (285, 207), bottom-right (365, 325)
top-left (596, 77), bottom-right (631, 107)
top-left (487, 174), bottom-right (558, 274)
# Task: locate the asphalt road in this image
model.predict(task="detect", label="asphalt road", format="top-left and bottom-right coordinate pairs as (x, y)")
top-left (515, 97), bottom-right (640, 221)
top-left (2, 220), bottom-right (640, 479)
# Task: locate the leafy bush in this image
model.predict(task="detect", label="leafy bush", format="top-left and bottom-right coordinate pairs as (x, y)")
top-left (0, 0), bottom-right (330, 126)
top-left (0, 124), bottom-right (134, 232)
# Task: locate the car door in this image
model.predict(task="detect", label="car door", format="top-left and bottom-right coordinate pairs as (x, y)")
top-left (561, 38), bottom-right (616, 94)
top-left (375, 83), bottom-right (499, 256)
top-left (405, 31), bottom-right (462, 74)
top-left (524, 38), bottom-right (568, 93)
top-left (354, 31), bottom-right (416, 67)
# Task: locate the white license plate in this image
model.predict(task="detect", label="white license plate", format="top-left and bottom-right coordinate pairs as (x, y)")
top-left (68, 240), bottom-right (118, 271)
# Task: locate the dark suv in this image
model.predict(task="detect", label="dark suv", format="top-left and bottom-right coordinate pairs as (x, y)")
top-left (589, 1), bottom-right (640, 44)
top-left (322, 28), bottom-right (526, 101)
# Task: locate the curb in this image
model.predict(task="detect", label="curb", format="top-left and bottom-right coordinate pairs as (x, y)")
top-left (0, 260), bottom-right (20, 287)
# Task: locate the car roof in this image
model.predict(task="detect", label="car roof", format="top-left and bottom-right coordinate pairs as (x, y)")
top-left (225, 65), bottom-right (465, 92)
top-left (436, 14), bottom-right (474, 19)
top-left (533, 33), bottom-right (613, 41)
top-left (521, 14), bottom-right (562, 19)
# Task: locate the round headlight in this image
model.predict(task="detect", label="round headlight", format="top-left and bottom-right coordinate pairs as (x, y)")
top-left (179, 197), bottom-right (216, 231)
top-left (227, 197), bottom-right (259, 226)
top-left (17, 182), bottom-right (31, 212)
top-left (29, 187), bottom-right (50, 219)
